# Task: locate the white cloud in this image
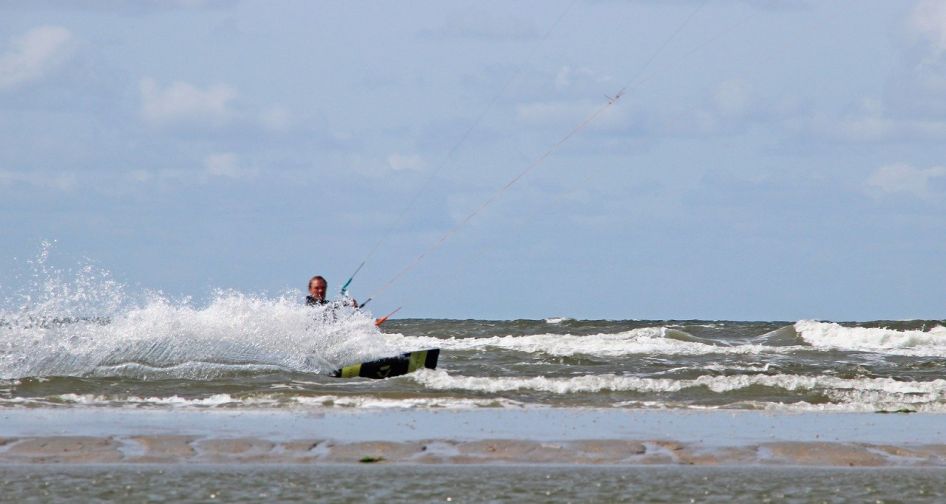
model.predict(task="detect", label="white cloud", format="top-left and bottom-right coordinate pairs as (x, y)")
top-left (515, 100), bottom-right (631, 132)
top-left (139, 77), bottom-right (237, 127)
top-left (6, 0), bottom-right (237, 12)
top-left (790, 96), bottom-right (946, 143)
top-left (516, 82), bottom-right (772, 138)
top-left (0, 25), bottom-right (73, 91)
top-left (713, 80), bottom-right (752, 118)
top-left (517, 101), bottom-right (589, 125)
top-left (204, 152), bottom-right (255, 179)
top-left (126, 167), bottom-right (196, 186)
top-left (876, 2), bottom-right (946, 119)
top-left (431, 9), bottom-right (538, 40)
top-left (126, 153), bottom-right (254, 186)
top-left (909, 0), bottom-right (946, 57)
top-left (166, 0), bottom-right (230, 7)
top-left (128, 169), bottom-right (153, 183)
top-left (0, 170), bottom-right (76, 191)
top-left (554, 66), bottom-right (613, 92)
top-left (387, 153), bottom-right (426, 172)
top-left (866, 163), bottom-right (946, 198)
top-left (808, 112), bottom-right (946, 143)
top-left (260, 105), bottom-right (292, 132)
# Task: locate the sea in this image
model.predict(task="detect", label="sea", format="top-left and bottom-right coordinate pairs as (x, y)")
top-left (2, 252), bottom-right (946, 502)
top-left (3, 303), bottom-right (944, 413)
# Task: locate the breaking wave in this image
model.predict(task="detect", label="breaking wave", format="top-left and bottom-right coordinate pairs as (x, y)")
top-left (0, 244), bottom-right (397, 380)
top-left (410, 369), bottom-right (946, 395)
top-left (0, 392), bottom-right (527, 410)
top-left (411, 369), bottom-right (946, 411)
top-left (0, 293), bottom-right (394, 380)
top-left (795, 320), bottom-right (946, 356)
top-left (383, 329), bottom-right (785, 357)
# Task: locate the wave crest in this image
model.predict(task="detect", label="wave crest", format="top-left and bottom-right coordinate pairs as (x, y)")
top-left (384, 328), bottom-right (778, 357)
top-left (1, 291), bottom-right (395, 380)
top-left (795, 320), bottom-right (946, 355)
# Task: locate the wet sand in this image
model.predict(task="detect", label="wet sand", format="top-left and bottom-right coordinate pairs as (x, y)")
top-left (1, 408), bottom-right (944, 466)
top-left (5, 435), bottom-right (946, 466)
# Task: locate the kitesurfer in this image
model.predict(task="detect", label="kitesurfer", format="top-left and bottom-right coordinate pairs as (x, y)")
top-left (306, 275), bottom-right (328, 305)
top-left (306, 275), bottom-right (358, 307)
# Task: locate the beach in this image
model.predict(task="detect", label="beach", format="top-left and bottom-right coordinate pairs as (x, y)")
top-left (4, 409), bottom-right (946, 502)
top-left (2, 408), bottom-right (945, 466)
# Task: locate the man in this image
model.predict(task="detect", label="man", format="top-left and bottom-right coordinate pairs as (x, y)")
top-left (306, 275), bottom-right (329, 305)
top-left (306, 275), bottom-right (357, 307)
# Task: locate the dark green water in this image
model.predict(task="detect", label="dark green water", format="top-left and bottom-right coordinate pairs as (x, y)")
top-left (4, 316), bottom-right (946, 412)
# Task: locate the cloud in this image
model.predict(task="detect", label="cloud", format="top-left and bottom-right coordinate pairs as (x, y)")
top-left (0, 170), bottom-right (76, 191)
top-left (516, 99), bottom-right (633, 132)
top-left (516, 100), bottom-right (592, 126)
top-left (878, 1), bottom-right (946, 119)
top-left (128, 168), bottom-right (153, 184)
top-left (127, 152), bottom-right (254, 187)
top-left (0, 25), bottom-right (73, 91)
top-left (204, 152), bottom-right (255, 179)
top-left (425, 9), bottom-right (539, 40)
top-left (713, 79), bottom-right (752, 118)
top-left (126, 166), bottom-right (196, 186)
top-left (139, 77), bottom-right (237, 127)
top-left (778, 3), bottom-right (946, 145)
top-left (866, 163), bottom-right (946, 198)
top-left (741, 0), bottom-right (810, 9)
top-left (514, 78), bottom-right (780, 140)
top-left (387, 153), bottom-right (426, 172)
top-left (908, 0), bottom-right (946, 57)
top-left (0, 0), bottom-right (238, 13)
top-left (616, 0), bottom-right (810, 10)
top-left (554, 66), bottom-right (614, 92)
top-left (260, 105), bottom-right (292, 132)
top-left (803, 98), bottom-right (946, 143)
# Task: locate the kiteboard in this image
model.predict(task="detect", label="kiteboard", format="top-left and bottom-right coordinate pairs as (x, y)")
top-left (331, 348), bottom-right (440, 379)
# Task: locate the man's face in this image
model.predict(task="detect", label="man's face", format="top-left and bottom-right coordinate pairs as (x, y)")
top-left (309, 279), bottom-right (327, 300)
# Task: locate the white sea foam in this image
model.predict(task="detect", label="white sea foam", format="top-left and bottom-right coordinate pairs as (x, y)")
top-left (687, 363), bottom-right (774, 373)
top-left (755, 401), bottom-right (946, 413)
top-left (8, 390), bottom-right (942, 412)
top-left (0, 246), bottom-right (408, 379)
top-left (0, 292), bottom-right (401, 379)
top-left (0, 392), bottom-right (528, 410)
top-left (383, 329), bottom-right (785, 357)
top-left (292, 395), bottom-right (528, 409)
top-left (410, 369), bottom-right (946, 398)
top-left (795, 320), bottom-right (946, 356)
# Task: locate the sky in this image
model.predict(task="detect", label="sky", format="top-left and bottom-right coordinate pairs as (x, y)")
top-left (1, 0), bottom-right (945, 321)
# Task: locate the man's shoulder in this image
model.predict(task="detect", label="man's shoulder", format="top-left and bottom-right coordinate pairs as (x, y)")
top-left (305, 296), bottom-right (328, 306)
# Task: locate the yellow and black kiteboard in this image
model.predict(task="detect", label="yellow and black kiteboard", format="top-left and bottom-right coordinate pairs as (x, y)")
top-left (331, 348), bottom-right (440, 379)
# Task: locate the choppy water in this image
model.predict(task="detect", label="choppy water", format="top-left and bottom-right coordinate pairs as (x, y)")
top-left (4, 317), bottom-right (946, 412)
top-left (1, 248), bottom-right (945, 413)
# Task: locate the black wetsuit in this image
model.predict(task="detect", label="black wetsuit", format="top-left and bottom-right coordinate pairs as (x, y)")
top-left (306, 296), bottom-right (328, 306)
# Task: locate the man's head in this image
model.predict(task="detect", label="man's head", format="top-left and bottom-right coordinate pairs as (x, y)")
top-left (308, 275), bottom-right (327, 301)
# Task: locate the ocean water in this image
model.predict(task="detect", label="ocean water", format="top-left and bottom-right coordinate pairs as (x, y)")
top-left (3, 316), bottom-right (945, 412)
top-left (1, 251), bottom-right (945, 413)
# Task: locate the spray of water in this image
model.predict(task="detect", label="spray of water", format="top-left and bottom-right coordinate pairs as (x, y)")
top-left (0, 243), bottom-right (394, 380)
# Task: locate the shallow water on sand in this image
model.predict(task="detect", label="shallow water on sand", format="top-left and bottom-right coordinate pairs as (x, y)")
top-left (5, 465), bottom-right (946, 503)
